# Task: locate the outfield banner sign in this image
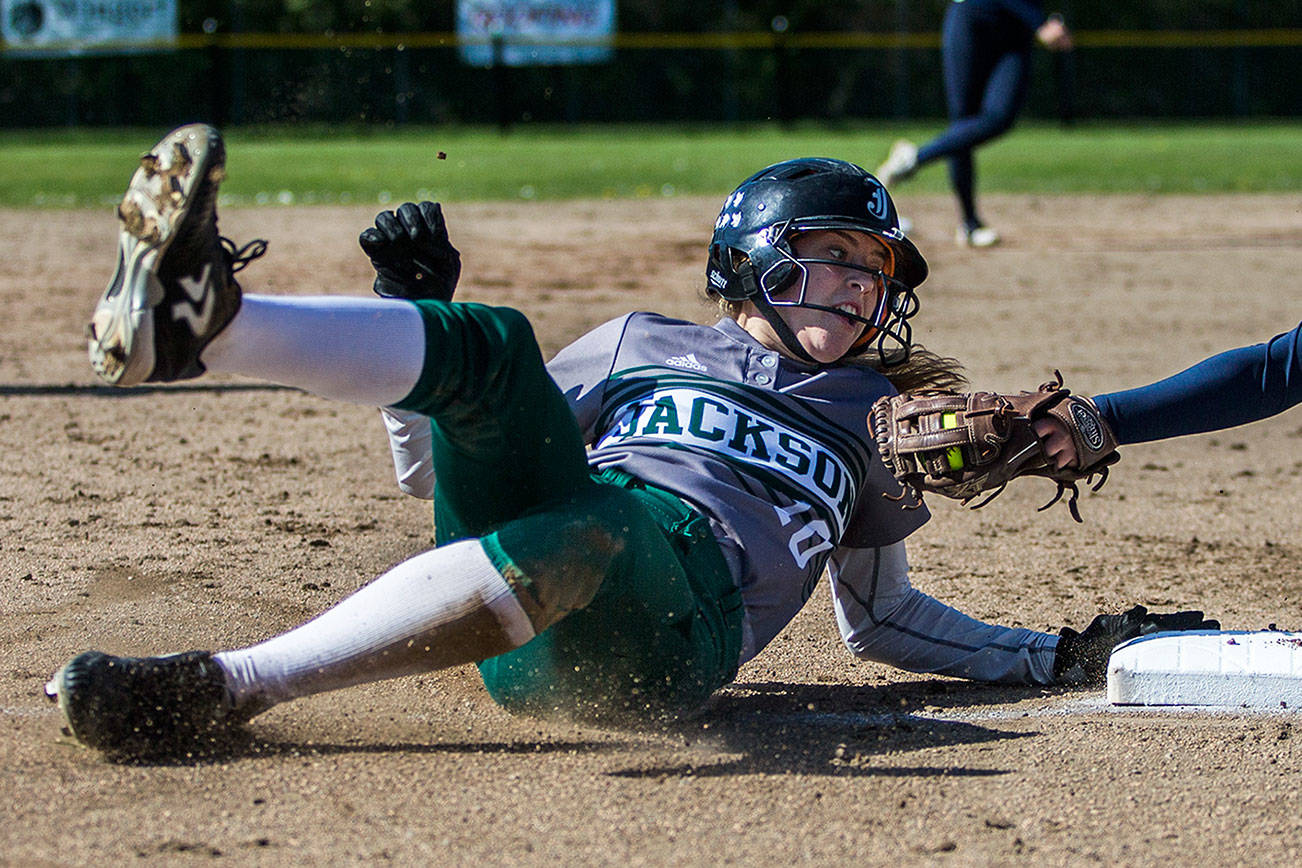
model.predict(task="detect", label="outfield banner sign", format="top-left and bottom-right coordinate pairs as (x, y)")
top-left (457, 0), bottom-right (615, 67)
top-left (1, 0), bottom-right (177, 56)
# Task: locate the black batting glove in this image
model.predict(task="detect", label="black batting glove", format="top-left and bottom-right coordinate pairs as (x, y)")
top-left (359, 201), bottom-right (461, 301)
top-left (1053, 604), bottom-right (1220, 685)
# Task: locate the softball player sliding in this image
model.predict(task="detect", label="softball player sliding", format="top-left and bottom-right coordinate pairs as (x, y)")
top-left (877, 0), bottom-right (1075, 247)
top-left (49, 125), bottom-right (1247, 759)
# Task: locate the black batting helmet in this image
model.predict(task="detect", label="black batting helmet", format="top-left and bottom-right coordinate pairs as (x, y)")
top-left (706, 157), bottom-right (926, 365)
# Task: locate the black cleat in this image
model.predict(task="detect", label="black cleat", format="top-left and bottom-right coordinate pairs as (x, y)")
top-left (45, 650), bottom-right (239, 759)
top-left (87, 124), bottom-right (266, 385)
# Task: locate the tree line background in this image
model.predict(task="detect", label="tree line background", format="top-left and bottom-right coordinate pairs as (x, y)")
top-left (1, 1), bottom-right (1297, 128)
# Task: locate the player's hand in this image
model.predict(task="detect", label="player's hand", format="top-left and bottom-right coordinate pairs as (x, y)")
top-left (1036, 15), bottom-right (1073, 51)
top-left (1053, 605), bottom-right (1220, 685)
top-left (360, 201), bottom-right (461, 301)
top-left (1033, 416), bottom-right (1077, 469)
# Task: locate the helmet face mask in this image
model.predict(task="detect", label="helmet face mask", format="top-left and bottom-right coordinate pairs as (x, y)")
top-left (762, 239), bottom-right (920, 367)
top-left (707, 158), bottom-right (927, 366)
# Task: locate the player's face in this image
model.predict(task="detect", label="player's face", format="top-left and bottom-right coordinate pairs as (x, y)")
top-left (743, 230), bottom-right (890, 364)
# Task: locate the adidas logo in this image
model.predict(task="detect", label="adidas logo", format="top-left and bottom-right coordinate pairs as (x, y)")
top-left (665, 353), bottom-right (707, 372)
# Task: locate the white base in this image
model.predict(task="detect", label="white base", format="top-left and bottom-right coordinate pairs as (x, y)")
top-left (1107, 630), bottom-right (1302, 708)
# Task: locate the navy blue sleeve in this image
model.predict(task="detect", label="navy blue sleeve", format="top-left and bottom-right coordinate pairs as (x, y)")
top-left (1093, 322), bottom-right (1302, 445)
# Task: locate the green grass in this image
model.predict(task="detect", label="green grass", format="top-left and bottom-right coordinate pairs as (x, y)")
top-left (0, 120), bottom-right (1297, 208)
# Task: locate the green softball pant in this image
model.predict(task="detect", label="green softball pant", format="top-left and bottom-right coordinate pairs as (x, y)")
top-left (392, 301), bottom-right (743, 721)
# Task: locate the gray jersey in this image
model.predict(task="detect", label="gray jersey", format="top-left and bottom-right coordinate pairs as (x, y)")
top-left (547, 313), bottom-right (927, 655)
top-left (385, 311), bottom-right (1058, 683)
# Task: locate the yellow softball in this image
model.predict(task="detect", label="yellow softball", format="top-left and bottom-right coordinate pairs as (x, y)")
top-left (942, 411), bottom-right (964, 470)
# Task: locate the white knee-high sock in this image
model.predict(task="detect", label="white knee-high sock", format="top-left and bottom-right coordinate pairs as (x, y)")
top-left (214, 539), bottom-right (536, 714)
top-left (201, 295), bottom-right (426, 406)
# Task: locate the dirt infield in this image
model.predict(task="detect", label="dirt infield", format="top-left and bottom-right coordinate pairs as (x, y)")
top-left (2, 191), bottom-right (1300, 865)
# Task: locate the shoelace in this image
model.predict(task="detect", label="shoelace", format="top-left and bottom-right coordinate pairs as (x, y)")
top-left (221, 236), bottom-right (268, 273)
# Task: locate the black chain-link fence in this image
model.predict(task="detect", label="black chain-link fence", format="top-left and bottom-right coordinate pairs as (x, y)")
top-left (1, 32), bottom-right (1297, 128)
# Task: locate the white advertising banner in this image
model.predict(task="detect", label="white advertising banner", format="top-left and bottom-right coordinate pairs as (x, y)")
top-left (457, 0), bottom-right (615, 67)
top-left (1, 0), bottom-right (177, 56)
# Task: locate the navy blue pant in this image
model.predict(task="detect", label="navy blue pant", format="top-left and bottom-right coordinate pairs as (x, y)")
top-left (916, 4), bottom-right (1033, 230)
top-left (1094, 323), bottom-right (1302, 444)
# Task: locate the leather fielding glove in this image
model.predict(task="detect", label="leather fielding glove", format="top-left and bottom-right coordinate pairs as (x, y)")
top-left (359, 201), bottom-right (461, 301)
top-left (870, 372), bottom-right (1119, 522)
top-left (1053, 604), bottom-right (1220, 685)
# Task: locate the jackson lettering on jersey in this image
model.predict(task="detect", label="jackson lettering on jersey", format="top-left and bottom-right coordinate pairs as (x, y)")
top-left (594, 379), bottom-right (858, 540)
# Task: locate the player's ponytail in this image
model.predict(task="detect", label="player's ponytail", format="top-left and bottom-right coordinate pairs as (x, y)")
top-left (862, 346), bottom-right (968, 393)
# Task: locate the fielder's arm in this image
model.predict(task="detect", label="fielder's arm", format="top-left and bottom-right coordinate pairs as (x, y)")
top-left (1092, 322), bottom-right (1302, 446)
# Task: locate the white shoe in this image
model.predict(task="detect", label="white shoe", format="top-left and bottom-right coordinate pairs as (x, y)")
top-left (876, 139), bottom-right (918, 186)
top-left (955, 226), bottom-right (1001, 248)
top-left (87, 124), bottom-right (265, 386)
